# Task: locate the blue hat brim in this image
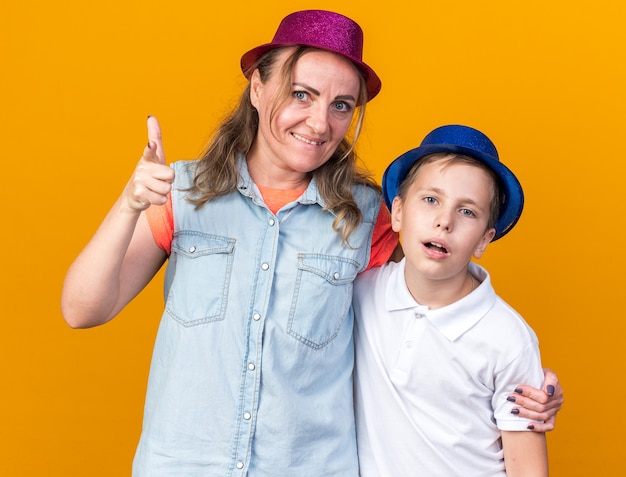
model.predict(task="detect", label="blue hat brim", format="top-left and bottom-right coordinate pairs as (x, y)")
top-left (382, 142), bottom-right (524, 241)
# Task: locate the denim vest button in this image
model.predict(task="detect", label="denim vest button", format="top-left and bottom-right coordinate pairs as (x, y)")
top-left (261, 263), bottom-right (269, 270)
top-left (189, 246), bottom-right (196, 253)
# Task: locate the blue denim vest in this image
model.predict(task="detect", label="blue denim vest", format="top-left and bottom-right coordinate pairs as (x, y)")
top-left (132, 156), bottom-right (382, 476)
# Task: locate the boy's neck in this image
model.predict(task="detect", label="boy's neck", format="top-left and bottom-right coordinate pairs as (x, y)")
top-left (403, 266), bottom-right (477, 310)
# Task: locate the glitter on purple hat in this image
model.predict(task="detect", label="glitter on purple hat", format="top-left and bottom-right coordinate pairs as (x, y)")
top-left (240, 10), bottom-right (381, 101)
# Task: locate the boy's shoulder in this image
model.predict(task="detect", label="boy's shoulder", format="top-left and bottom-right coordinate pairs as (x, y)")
top-left (357, 259), bottom-right (400, 282)
top-left (354, 259), bottom-right (403, 300)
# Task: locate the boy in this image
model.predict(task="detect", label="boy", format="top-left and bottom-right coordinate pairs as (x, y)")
top-left (353, 125), bottom-right (548, 476)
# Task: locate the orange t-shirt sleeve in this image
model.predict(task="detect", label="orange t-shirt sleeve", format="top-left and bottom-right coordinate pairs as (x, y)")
top-left (366, 203), bottom-right (399, 270)
top-left (145, 194), bottom-right (174, 255)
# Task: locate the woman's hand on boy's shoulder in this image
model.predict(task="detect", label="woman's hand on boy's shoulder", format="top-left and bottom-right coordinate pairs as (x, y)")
top-left (509, 367), bottom-right (564, 432)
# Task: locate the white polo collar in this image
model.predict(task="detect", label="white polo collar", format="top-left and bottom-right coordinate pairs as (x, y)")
top-left (385, 260), bottom-right (497, 342)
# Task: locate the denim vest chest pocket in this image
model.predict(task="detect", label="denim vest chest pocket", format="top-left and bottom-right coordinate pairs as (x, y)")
top-left (166, 231), bottom-right (235, 327)
top-left (288, 253), bottom-right (360, 349)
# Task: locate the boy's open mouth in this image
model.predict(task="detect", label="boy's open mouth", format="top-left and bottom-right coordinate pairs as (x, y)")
top-left (425, 241), bottom-right (448, 254)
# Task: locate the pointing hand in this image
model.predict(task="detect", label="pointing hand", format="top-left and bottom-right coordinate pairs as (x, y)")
top-left (122, 116), bottom-right (175, 212)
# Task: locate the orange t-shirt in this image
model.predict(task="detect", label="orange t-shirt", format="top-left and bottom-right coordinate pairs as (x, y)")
top-left (146, 187), bottom-right (398, 270)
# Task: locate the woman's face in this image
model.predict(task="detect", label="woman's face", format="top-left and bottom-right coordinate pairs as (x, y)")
top-left (248, 48), bottom-right (361, 188)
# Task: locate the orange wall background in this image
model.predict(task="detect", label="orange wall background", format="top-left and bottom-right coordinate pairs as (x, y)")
top-left (2, 1), bottom-right (624, 475)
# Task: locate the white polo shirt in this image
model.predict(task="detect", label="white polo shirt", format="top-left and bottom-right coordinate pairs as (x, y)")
top-left (353, 259), bottom-right (544, 477)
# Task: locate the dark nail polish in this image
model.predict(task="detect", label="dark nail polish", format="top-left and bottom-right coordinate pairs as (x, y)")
top-left (527, 425), bottom-right (535, 430)
top-left (547, 385), bottom-right (555, 396)
top-left (507, 396), bottom-right (516, 402)
top-left (514, 388), bottom-right (523, 394)
top-left (510, 409), bottom-right (520, 415)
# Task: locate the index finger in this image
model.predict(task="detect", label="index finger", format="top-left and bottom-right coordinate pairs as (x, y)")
top-left (147, 115), bottom-right (166, 164)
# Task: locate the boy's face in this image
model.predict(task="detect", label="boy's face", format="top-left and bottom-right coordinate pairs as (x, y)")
top-left (391, 159), bottom-right (496, 284)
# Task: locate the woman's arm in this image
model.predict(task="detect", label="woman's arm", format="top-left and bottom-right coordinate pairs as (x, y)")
top-left (61, 117), bottom-right (173, 328)
top-left (501, 430), bottom-right (548, 477)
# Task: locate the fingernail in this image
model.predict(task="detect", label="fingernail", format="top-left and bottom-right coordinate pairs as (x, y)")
top-left (527, 425), bottom-right (535, 430)
top-left (507, 396), bottom-right (516, 402)
top-left (510, 409), bottom-right (520, 415)
top-left (514, 388), bottom-right (523, 394)
top-left (547, 385), bottom-right (555, 396)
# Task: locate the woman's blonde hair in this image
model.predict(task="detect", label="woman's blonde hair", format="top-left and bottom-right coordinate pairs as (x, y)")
top-left (188, 46), bottom-right (380, 243)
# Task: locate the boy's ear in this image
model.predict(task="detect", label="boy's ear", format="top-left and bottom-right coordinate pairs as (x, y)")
top-left (474, 228), bottom-right (496, 259)
top-left (390, 196), bottom-right (403, 233)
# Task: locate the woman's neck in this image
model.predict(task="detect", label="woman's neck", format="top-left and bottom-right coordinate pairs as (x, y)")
top-left (246, 150), bottom-right (311, 190)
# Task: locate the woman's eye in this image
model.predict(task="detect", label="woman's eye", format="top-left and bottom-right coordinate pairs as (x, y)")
top-left (334, 101), bottom-right (352, 112)
top-left (294, 91), bottom-right (308, 101)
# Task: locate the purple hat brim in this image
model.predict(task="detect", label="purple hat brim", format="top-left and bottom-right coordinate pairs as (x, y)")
top-left (240, 42), bottom-right (381, 101)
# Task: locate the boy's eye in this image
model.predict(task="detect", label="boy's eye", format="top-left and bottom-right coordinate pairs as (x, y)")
top-left (425, 196), bottom-right (437, 204)
top-left (460, 208), bottom-right (475, 217)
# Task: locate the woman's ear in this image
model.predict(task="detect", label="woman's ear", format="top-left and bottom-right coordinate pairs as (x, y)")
top-left (390, 196), bottom-right (403, 233)
top-left (250, 69), bottom-right (262, 110)
top-left (474, 228), bottom-right (496, 259)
